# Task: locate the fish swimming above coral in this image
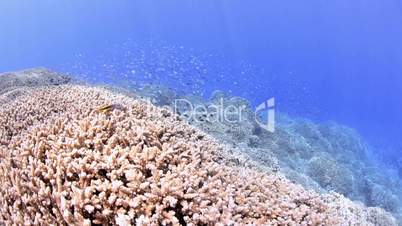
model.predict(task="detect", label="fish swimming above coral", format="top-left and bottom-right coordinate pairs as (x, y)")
top-left (1, 0), bottom-right (402, 224)
top-left (0, 69), bottom-right (398, 226)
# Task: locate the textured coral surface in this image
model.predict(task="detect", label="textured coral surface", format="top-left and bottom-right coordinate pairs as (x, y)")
top-left (168, 88), bottom-right (402, 225)
top-left (0, 84), bottom-right (397, 225)
top-left (0, 68), bottom-right (71, 95)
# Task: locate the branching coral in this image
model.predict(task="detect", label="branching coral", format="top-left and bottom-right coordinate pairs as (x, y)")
top-left (0, 85), bottom-right (396, 225)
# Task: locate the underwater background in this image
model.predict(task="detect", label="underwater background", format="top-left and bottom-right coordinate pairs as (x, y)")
top-left (1, 0), bottom-right (402, 158)
top-left (1, 0), bottom-right (402, 223)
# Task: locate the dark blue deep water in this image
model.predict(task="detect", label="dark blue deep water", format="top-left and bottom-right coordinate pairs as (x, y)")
top-left (1, 1), bottom-right (402, 164)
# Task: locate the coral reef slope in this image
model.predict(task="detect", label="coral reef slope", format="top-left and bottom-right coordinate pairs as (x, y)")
top-left (0, 84), bottom-right (396, 225)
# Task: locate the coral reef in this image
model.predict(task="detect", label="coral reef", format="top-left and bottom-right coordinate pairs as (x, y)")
top-left (268, 118), bottom-right (402, 222)
top-left (0, 68), bottom-right (72, 106)
top-left (0, 84), bottom-right (396, 225)
top-left (157, 88), bottom-right (402, 225)
top-left (306, 153), bottom-right (356, 195)
top-left (0, 68), bottom-right (71, 95)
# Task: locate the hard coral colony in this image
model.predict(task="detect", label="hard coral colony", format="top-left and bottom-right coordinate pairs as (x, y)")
top-left (0, 84), bottom-right (397, 225)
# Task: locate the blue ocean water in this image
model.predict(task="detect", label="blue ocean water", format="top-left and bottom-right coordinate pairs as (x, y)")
top-left (1, 0), bottom-right (401, 166)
